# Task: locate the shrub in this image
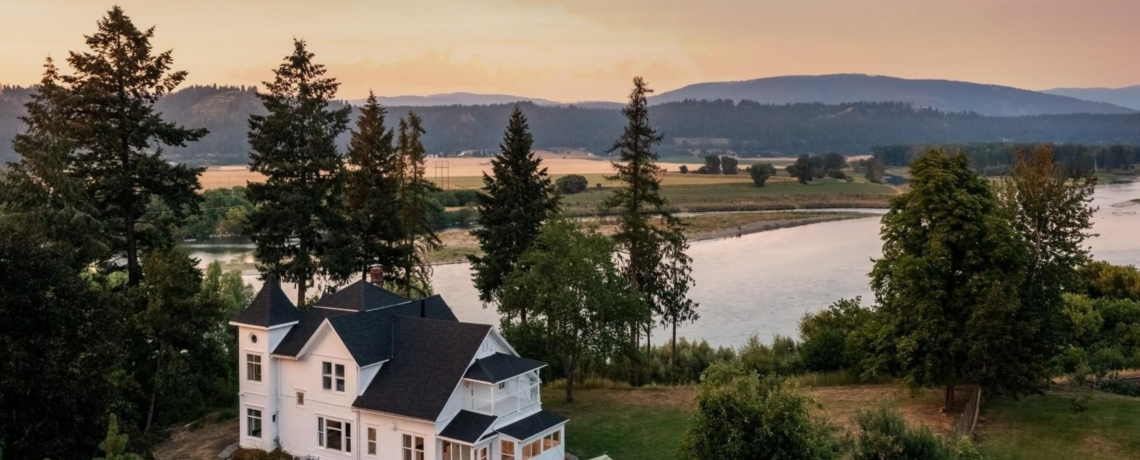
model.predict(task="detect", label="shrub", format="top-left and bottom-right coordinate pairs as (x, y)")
top-left (799, 297), bottom-right (874, 373)
top-left (851, 407), bottom-right (982, 460)
top-left (678, 362), bottom-right (840, 460)
top-left (679, 164), bottom-right (689, 174)
top-left (738, 334), bottom-right (803, 376)
top-left (229, 447), bottom-right (268, 460)
top-left (555, 174), bottom-right (589, 194)
top-left (1100, 380), bottom-right (1140, 397)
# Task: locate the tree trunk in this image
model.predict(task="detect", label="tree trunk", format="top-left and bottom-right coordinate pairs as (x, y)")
top-left (126, 209), bottom-right (141, 286)
top-left (297, 276), bottom-right (307, 307)
top-left (145, 350), bottom-right (163, 433)
top-left (629, 325), bottom-right (640, 386)
top-left (944, 383), bottom-right (956, 412)
top-left (564, 356), bottom-right (575, 403)
top-left (671, 319), bottom-right (678, 369)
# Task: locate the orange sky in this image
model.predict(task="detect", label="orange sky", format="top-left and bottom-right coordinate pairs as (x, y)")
top-left (2, 0), bottom-right (1138, 101)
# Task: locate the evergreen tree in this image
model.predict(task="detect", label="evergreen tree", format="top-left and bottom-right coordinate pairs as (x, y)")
top-left (603, 77), bottom-right (696, 382)
top-left (394, 112), bottom-right (440, 297)
top-left (1, 59), bottom-right (108, 269)
top-left (245, 39), bottom-right (350, 303)
top-left (61, 6), bottom-right (207, 285)
top-left (328, 92), bottom-right (405, 283)
top-left (469, 105), bottom-right (560, 316)
top-left (868, 150), bottom-right (1031, 411)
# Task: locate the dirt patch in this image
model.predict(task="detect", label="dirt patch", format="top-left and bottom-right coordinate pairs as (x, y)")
top-left (152, 418), bottom-right (237, 460)
top-left (805, 384), bottom-right (962, 434)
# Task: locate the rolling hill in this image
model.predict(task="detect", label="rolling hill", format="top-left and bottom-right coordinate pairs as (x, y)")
top-left (1045, 86), bottom-right (1140, 111)
top-left (650, 74), bottom-right (1136, 116)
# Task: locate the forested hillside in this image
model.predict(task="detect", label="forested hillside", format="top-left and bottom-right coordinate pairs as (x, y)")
top-left (3, 84), bottom-right (1140, 165)
top-left (651, 74), bottom-right (1138, 116)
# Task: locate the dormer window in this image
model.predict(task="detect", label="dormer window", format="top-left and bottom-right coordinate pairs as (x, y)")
top-left (322, 362), bottom-right (345, 392)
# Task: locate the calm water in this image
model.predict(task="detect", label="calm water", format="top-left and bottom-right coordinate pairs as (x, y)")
top-left (189, 182), bottom-right (1140, 349)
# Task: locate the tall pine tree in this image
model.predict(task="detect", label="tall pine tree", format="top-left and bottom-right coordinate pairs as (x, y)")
top-left (604, 77), bottom-right (696, 381)
top-left (470, 105), bottom-right (560, 319)
top-left (245, 39), bottom-right (350, 303)
top-left (327, 92), bottom-right (406, 283)
top-left (1, 58), bottom-right (108, 270)
top-left (393, 112), bottom-right (440, 297)
top-left (63, 6), bottom-right (207, 285)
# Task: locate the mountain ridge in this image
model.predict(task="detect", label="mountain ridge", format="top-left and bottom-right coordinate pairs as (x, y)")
top-left (649, 74), bottom-right (1136, 116)
top-left (1044, 85), bottom-right (1140, 111)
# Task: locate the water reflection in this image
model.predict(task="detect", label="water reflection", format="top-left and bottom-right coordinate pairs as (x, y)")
top-left (190, 182), bottom-right (1140, 348)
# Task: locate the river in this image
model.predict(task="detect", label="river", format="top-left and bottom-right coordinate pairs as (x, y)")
top-left (187, 182), bottom-right (1140, 349)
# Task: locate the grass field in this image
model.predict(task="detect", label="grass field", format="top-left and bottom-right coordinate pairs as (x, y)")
top-left (541, 383), bottom-right (1140, 460)
top-left (975, 387), bottom-right (1140, 460)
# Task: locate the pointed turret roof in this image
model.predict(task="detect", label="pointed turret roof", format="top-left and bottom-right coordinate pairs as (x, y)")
top-left (232, 276), bottom-right (302, 327)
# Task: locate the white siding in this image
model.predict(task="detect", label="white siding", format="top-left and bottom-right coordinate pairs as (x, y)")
top-left (276, 322), bottom-right (359, 459)
top-left (360, 411), bottom-right (438, 460)
top-left (238, 324), bottom-right (292, 451)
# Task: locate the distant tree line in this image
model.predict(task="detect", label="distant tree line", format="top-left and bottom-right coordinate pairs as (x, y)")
top-left (873, 142), bottom-right (1139, 176)
top-left (7, 85), bottom-right (1140, 164)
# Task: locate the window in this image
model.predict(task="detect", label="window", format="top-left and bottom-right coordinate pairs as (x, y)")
top-left (477, 446), bottom-right (488, 460)
top-left (501, 440), bottom-right (516, 460)
top-left (543, 430), bottom-right (561, 450)
top-left (318, 417), bottom-right (352, 452)
top-left (246, 408), bottom-right (262, 438)
top-left (249, 333), bottom-right (258, 344)
top-left (441, 441), bottom-right (472, 460)
top-left (296, 391), bottom-right (305, 406)
top-left (498, 381), bottom-right (507, 391)
top-left (403, 434), bottom-right (425, 460)
top-left (246, 354), bottom-right (262, 382)
top-left (322, 362), bottom-right (346, 392)
top-left (367, 427), bottom-right (377, 455)
top-left (522, 439), bottom-right (542, 460)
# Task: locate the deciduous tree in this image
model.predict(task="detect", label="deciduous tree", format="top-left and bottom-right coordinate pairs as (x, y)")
top-left (500, 218), bottom-right (642, 402)
top-left (868, 150), bottom-right (1032, 411)
top-left (748, 163), bottom-right (777, 187)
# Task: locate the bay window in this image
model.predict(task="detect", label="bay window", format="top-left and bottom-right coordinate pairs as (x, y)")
top-left (501, 440), bottom-right (516, 460)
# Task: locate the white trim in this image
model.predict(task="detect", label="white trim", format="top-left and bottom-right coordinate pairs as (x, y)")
top-left (244, 404), bottom-right (265, 440)
top-left (487, 328), bottom-right (520, 357)
top-left (353, 406), bottom-right (435, 424)
top-left (312, 305), bottom-right (359, 312)
top-left (462, 363), bottom-right (548, 386)
top-left (497, 421), bottom-right (568, 444)
top-left (295, 319), bottom-right (335, 358)
top-left (228, 320), bottom-right (299, 330)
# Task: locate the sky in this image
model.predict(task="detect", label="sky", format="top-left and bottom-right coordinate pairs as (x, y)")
top-left (2, 0), bottom-right (1138, 102)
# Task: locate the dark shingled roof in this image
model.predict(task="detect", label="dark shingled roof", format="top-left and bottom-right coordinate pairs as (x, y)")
top-left (353, 317), bottom-right (491, 420)
top-left (270, 307), bottom-right (353, 357)
top-left (464, 353), bottom-right (547, 383)
top-left (439, 410), bottom-right (498, 444)
top-left (327, 296), bottom-right (458, 366)
top-left (232, 277), bottom-right (301, 327)
top-left (273, 295), bottom-right (457, 362)
top-left (315, 280), bottom-right (409, 312)
top-left (496, 411), bottom-right (568, 441)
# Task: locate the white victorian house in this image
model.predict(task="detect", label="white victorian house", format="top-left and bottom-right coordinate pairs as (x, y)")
top-left (230, 271), bottom-right (567, 460)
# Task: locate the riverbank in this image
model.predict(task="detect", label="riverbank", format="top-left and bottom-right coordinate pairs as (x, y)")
top-left (427, 211), bottom-right (876, 265)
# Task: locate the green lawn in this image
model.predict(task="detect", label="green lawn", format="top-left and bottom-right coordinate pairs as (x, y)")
top-left (976, 388), bottom-right (1140, 460)
top-left (542, 384), bottom-right (1140, 460)
top-left (543, 386), bottom-right (695, 460)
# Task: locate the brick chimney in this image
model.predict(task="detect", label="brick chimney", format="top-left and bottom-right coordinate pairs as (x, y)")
top-left (369, 266), bottom-right (384, 286)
